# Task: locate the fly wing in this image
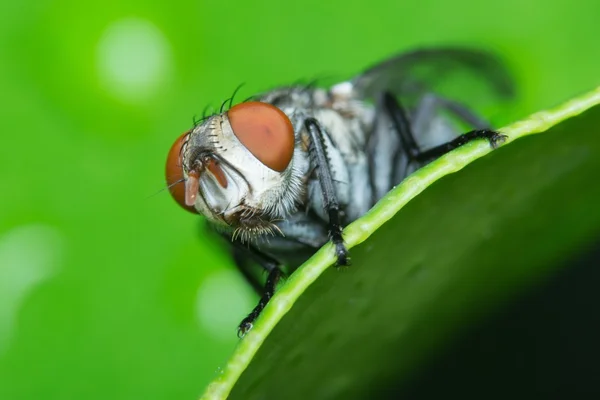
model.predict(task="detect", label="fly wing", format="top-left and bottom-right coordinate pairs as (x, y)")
top-left (351, 47), bottom-right (515, 109)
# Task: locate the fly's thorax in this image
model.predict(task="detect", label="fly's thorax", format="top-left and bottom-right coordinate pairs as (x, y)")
top-left (179, 105), bottom-right (307, 239)
top-left (269, 85), bottom-right (375, 224)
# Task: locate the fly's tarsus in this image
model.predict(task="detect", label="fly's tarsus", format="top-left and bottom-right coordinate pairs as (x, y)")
top-left (334, 241), bottom-right (350, 267)
top-left (237, 320), bottom-right (253, 338)
top-left (237, 268), bottom-right (283, 338)
top-left (228, 239), bottom-right (283, 337)
top-left (384, 91), bottom-right (506, 164)
top-left (327, 207), bottom-right (350, 266)
top-left (416, 129), bottom-right (507, 162)
top-left (480, 130), bottom-right (508, 148)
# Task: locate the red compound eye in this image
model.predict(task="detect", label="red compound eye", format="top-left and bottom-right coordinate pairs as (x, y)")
top-left (165, 131), bottom-right (197, 213)
top-left (228, 102), bottom-right (295, 172)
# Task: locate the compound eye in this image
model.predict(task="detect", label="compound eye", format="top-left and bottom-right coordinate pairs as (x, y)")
top-left (165, 131), bottom-right (197, 213)
top-left (228, 102), bottom-right (295, 172)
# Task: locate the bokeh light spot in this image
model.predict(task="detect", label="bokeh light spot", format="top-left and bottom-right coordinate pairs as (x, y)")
top-left (96, 17), bottom-right (172, 102)
top-left (0, 224), bottom-right (64, 354)
top-left (196, 269), bottom-right (255, 339)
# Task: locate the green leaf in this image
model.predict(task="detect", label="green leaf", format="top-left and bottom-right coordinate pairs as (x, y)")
top-left (201, 87), bottom-right (600, 399)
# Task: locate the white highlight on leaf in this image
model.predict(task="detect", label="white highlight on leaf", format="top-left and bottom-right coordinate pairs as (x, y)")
top-left (0, 224), bottom-right (63, 354)
top-left (96, 17), bottom-right (172, 102)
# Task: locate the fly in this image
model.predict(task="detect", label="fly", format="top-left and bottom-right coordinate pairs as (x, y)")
top-left (165, 47), bottom-right (514, 337)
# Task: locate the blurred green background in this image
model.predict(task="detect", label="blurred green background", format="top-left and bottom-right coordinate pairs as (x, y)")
top-left (0, 0), bottom-right (598, 399)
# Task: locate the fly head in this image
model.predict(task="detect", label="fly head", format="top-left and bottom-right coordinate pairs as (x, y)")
top-left (165, 102), bottom-right (306, 241)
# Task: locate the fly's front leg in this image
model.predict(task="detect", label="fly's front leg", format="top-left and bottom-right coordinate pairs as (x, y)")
top-left (383, 92), bottom-right (507, 164)
top-left (230, 241), bottom-right (285, 337)
top-left (304, 118), bottom-right (350, 266)
top-left (238, 268), bottom-right (283, 338)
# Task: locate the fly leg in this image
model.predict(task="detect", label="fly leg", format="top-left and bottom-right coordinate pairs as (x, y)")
top-left (383, 92), bottom-right (507, 164)
top-left (304, 118), bottom-right (350, 266)
top-left (231, 242), bottom-right (284, 337)
top-left (237, 268), bottom-right (283, 337)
